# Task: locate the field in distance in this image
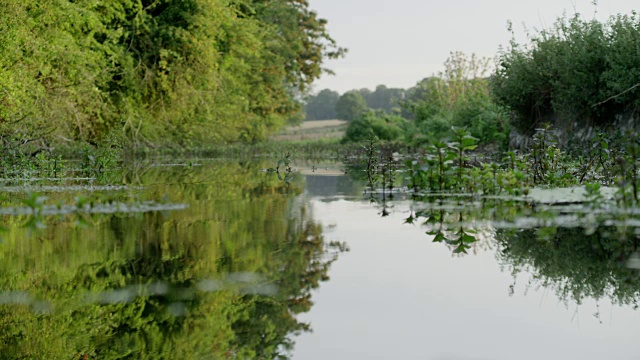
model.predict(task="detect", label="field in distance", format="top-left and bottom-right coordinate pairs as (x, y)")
top-left (270, 119), bottom-right (347, 141)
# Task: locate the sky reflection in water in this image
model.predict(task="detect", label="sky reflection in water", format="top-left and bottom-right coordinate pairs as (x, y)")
top-left (294, 174), bottom-right (640, 360)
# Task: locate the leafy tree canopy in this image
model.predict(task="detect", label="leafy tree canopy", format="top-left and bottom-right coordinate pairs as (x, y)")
top-left (0, 0), bottom-right (345, 149)
top-left (304, 89), bottom-right (339, 120)
top-left (335, 91), bottom-right (367, 121)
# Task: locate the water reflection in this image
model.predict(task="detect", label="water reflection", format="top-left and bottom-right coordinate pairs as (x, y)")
top-left (5, 157), bottom-right (640, 359)
top-left (497, 226), bottom-right (640, 308)
top-left (0, 161), bottom-right (345, 359)
top-left (366, 189), bottom-right (640, 305)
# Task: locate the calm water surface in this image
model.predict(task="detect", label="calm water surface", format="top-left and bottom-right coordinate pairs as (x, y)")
top-left (0, 159), bottom-right (639, 359)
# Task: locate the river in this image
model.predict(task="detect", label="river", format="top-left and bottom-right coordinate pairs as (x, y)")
top-left (0, 159), bottom-right (638, 359)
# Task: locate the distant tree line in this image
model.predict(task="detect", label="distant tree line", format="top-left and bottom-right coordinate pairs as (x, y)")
top-left (0, 0), bottom-right (344, 150)
top-left (304, 85), bottom-right (405, 121)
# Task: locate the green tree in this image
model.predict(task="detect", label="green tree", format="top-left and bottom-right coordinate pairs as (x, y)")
top-left (367, 85), bottom-right (405, 113)
top-left (400, 77), bottom-right (438, 119)
top-left (304, 89), bottom-right (340, 120)
top-left (402, 52), bottom-right (508, 144)
top-left (356, 88), bottom-right (372, 106)
top-left (335, 91), bottom-right (368, 121)
top-left (250, 0), bottom-right (347, 93)
top-left (0, 0), bottom-right (346, 149)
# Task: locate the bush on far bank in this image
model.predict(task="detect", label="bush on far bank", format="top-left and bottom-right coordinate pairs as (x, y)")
top-left (341, 111), bottom-right (412, 143)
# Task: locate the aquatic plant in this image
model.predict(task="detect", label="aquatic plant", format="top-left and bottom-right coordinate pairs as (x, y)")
top-left (428, 139), bottom-right (452, 191)
top-left (404, 158), bottom-right (426, 194)
top-left (263, 152), bottom-right (296, 185)
top-left (380, 154), bottom-right (397, 194)
top-left (363, 135), bottom-right (380, 187)
top-left (449, 127), bottom-right (478, 190)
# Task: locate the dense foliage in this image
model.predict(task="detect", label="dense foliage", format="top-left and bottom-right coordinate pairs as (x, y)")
top-left (493, 13), bottom-right (640, 134)
top-left (0, 0), bottom-right (344, 150)
top-left (401, 52), bottom-right (509, 145)
top-left (340, 12), bottom-right (640, 148)
top-left (342, 110), bottom-right (409, 143)
top-left (340, 52), bottom-right (509, 145)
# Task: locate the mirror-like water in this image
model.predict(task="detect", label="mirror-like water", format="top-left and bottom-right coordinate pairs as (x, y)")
top-left (0, 159), bottom-right (639, 359)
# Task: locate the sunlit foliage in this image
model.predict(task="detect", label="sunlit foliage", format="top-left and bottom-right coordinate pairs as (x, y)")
top-left (0, 0), bottom-right (344, 150)
top-left (402, 52), bottom-right (509, 144)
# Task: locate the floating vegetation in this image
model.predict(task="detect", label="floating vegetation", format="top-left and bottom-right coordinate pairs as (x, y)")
top-left (0, 177), bottom-right (97, 183)
top-left (343, 126), bottom-right (640, 263)
top-left (0, 185), bottom-right (141, 193)
top-left (70, 274), bottom-right (278, 307)
top-left (262, 152), bottom-right (296, 185)
top-left (0, 200), bottom-right (188, 217)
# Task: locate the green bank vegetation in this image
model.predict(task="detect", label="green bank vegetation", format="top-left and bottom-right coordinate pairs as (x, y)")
top-left (493, 12), bottom-right (640, 135)
top-left (0, 0), bottom-right (344, 153)
top-left (311, 10), bottom-right (640, 150)
top-left (334, 9), bottom-right (640, 205)
top-left (334, 52), bottom-right (509, 146)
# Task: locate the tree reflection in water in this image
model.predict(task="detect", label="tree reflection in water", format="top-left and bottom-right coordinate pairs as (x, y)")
top-left (496, 226), bottom-right (640, 309)
top-left (0, 161), bottom-right (347, 359)
top-left (391, 195), bottom-right (640, 309)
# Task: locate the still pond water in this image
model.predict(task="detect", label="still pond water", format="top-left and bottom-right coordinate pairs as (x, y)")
top-left (0, 158), bottom-right (639, 359)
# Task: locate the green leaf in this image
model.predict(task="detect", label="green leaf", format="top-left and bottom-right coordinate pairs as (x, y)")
top-left (432, 232), bottom-right (446, 242)
top-left (461, 233), bottom-right (476, 244)
top-left (453, 244), bottom-right (470, 254)
top-left (424, 216), bottom-right (437, 225)
top-left (461, 138), bottom-right (477, 148)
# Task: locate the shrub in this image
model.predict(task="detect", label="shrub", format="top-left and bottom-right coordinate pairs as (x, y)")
top-left (492, 12), bottom-right (640, 135)
top-left (342, 111), bottom-right (411, 143)
top-left (402, 52), bottom-right (509, 145)
top-left (335, 91), bottom-right (368, 121)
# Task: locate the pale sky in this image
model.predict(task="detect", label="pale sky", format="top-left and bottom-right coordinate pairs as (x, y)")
top-left (309, 0), bottom-right (639, 94)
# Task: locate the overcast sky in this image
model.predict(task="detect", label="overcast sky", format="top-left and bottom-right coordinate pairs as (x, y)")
top-left (309, 0), bottom-right (639, 94)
